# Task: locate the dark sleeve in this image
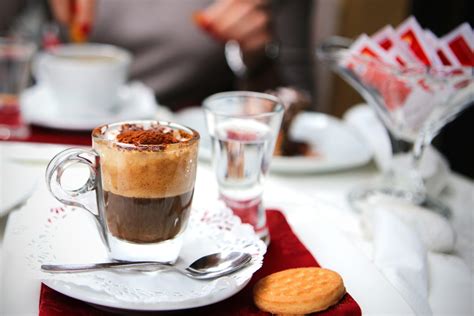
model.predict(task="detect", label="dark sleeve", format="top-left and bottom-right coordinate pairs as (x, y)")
top-left (0, 0), bottom-right (28, 32)
top-left (272, 0), bottom-right (314, 97)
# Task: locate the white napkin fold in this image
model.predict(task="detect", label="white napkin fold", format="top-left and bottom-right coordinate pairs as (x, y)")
top-left (359, 195), bottom-right (458, 316)
top-left (361, 196), bottom-right (456, 253)
top-left (343, 104), bottom-right (391, 171)
top-left (367, 207), bottom-right (433, 316)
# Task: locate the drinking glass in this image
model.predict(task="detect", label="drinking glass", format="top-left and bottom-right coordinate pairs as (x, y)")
top-left (317, 37), bottom-right (474, 216)
top-left (46, 120), bottom-right (200, 262)
top-left (203, 92), bottom-right (284, 244)
top-left (0, 37), bottom-right (36, 140)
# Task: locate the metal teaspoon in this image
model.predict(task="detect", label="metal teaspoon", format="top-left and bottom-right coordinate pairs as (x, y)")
top-left (41, 251), bottom-right (253, 280)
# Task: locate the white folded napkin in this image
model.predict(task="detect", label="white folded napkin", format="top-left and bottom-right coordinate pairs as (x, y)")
top-left (367, 207), bottom-right (433, 316)
top-left (361, 196), bottom-right (456, 253)
top-left (343, 104), bottom-right (391, 171)
top-left (359, 194), bottom-right (458, 316)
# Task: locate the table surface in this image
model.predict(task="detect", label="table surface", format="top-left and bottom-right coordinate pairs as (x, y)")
top-left (0, 141), bottom-right (473, 315)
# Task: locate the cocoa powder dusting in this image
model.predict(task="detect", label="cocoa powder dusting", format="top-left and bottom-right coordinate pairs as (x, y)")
top-left (116, 124), bottom-right (191, 146)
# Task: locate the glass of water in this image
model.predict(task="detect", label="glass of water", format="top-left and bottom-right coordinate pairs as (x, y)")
top-left (204, 91), bottom-right (284, 244)
top-left (0, 37), bottom-right (36, 140)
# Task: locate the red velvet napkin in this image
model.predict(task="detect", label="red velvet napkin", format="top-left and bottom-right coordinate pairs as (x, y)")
top-left (0, 100), bottom-right (91, 146)
top-left (39, 210), bottom-right (361, 315)
top-left (24, 126), bottom-right (92, 146)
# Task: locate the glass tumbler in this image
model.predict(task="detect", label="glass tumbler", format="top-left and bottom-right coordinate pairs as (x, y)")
top-left (203, 91), bottom-right (284, 244)
top-left (0, 37), bottom-right (36, 140)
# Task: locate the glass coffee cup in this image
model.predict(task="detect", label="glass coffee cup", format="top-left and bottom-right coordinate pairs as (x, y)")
top-left (46, 120), bottom-right (199, 263)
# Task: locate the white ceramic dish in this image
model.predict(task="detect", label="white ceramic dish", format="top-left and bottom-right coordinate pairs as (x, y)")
top-left (0, 142), bottom-right (75, 164)
top-left (175, 107), bottom-right (372, 173)
top-left (33, 44), bottom-right (131, 117)
top-left (20, 81), bottom-right (172, 131)
top-left (272, 112), bottom-right (372, 173)
top-left (22, 199), bottom-right (265, 311)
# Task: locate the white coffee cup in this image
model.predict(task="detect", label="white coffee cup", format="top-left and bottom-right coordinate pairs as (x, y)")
top-left (34, 44), bottom-right (132, 117)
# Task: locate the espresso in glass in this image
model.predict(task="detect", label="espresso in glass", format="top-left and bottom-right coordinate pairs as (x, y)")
top-left (46, 120), bottom-right (199, 262)
top-left (91, 121), bottom-right (199, 262)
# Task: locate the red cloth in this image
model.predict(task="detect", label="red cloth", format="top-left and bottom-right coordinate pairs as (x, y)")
top-left (1, 105), bottom-right (91, 146)
top-left (24, 126), bottom-right (92, 146)
top-left (39, 210), bottom-right (361, 316)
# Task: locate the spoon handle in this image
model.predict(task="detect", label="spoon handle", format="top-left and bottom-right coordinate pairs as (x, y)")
top-left (41, 261), bottom-right (170, 273)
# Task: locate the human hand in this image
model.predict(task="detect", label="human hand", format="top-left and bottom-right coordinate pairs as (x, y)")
top-left (48, 0), bottom-right (95, 42)
top-left (194, 0), bottom-right (272, 55)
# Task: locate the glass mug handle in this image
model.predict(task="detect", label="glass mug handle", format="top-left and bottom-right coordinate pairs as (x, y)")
top-left (45, 148), bottom-right (99, 217)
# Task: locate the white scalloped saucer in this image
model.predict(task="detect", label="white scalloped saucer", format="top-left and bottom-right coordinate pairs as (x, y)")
top-left (29, 202), bottom-right (266, 311)
top-left (19, 82), bottom-right (173, 131)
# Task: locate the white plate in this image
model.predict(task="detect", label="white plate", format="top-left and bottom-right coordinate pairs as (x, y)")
top-left (19, 82), bottom-right (173, 131)
top-left (0, 142), bottom-right (74, 164)
top-left (175, 108), bottom-right (372, 173)
top-left (0, 147), bottom-right (38, 216)
top-left (273, 112), bottom-right (372, 173)
top-left (25, 200), bottom-right (265, 311)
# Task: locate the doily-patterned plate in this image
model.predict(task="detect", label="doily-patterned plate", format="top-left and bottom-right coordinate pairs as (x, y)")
top-left (28, 201), bottom-right (266, 311)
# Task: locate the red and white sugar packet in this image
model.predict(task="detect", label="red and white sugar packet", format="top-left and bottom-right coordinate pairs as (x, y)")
top-left (345, 34), bottom-right (395, 64)
top-left (441, 22), bottom-right (474, 66)
top-left (396, 16), bottom-right (442, 67)
top-left (424, 30), bottom-right (461, 67)
top-left (346, 35), bottom-right (411, 110)
top-left (341, 34), bottom-right (387, 73)
top-left (372, 25), bottom-right (419, 67)
top-left (372, 25), bottom-right (397, 50)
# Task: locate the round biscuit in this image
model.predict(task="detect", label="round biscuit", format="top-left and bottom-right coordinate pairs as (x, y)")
top-left (253, 267), bottom-right (346, 315)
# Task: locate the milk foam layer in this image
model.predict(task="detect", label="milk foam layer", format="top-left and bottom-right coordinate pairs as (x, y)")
top-left (93, 124), bottom-right (199, 199)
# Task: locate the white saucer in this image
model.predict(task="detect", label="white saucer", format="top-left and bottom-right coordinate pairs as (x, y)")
top-left (28, 200), bottom-right (265, 311)
top-left (175, 107), bottom-right (373, 173)
top-left (20, 82), bottom-right (173, 131)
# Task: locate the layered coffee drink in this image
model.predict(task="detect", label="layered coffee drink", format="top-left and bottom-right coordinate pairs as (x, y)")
top-left (92, 121), bottom-right (199, 245)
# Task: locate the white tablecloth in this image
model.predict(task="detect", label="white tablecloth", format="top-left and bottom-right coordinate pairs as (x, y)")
top-left (0, 143), bottom-right (473, 315)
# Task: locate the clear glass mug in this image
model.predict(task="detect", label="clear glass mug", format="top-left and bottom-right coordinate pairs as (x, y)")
top-left (203, 92), bottom-right (284, 245)
top-left (46, 121), bottom-right (200, 262)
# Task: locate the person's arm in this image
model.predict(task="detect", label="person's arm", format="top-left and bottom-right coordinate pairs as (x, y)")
top-left (195, 0), bottom-right (273, 77)
top-left (195, 0), bottom-right (313, 94)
